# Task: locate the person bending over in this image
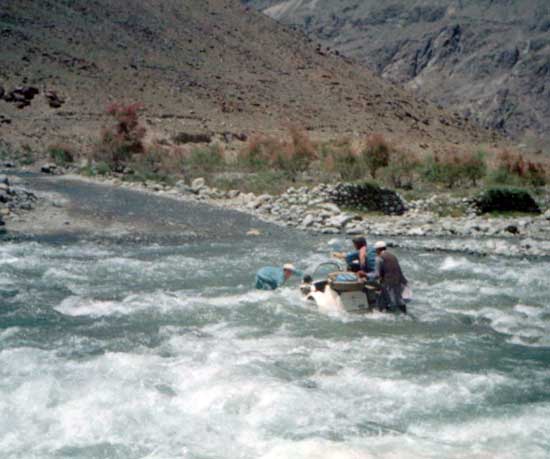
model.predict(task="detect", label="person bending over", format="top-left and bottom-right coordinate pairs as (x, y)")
top-left (255, 263), bottom-right (301, 290)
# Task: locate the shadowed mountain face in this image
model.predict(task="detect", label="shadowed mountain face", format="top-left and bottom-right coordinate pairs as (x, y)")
top-left (0, 0), bottom-right (493, 150)
top-left (243, 0), bottom-right (550, 144)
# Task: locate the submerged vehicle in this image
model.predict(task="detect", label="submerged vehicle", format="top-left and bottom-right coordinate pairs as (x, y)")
top-left (301, 261), bottom-right (412, 314)
top-left (300, 262), bottom-right (378, 314)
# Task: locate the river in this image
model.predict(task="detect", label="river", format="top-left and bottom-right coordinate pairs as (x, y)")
top-left (1, 226), bottom-right (549, 458)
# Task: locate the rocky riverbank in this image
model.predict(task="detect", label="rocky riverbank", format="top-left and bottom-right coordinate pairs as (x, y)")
top-left (0, 174), bottom-right (39, 231)
top-left (56, 173), bottom-right (550, 258)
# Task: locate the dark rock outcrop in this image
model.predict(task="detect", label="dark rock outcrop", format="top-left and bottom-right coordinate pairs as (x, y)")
top-left (44, 90), bottom-right (64, 108)
top-left (328, 182), bottom-right (406, 215)
top-left (1, 86), bottom-right (40, 109)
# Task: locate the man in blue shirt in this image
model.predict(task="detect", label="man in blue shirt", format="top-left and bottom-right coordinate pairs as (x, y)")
top-left (255, 263), bottom-right (301, 290)
top-left (334, 236), bottom-right (376, 274)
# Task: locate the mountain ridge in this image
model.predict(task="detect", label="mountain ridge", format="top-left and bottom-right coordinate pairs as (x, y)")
top-left (243, 0), bottom-right (550, 147)
top-left (0, 0), bottom-right (495, 152)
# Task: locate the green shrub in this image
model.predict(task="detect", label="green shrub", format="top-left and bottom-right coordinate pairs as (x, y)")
top-left (319, 138), bottom-right (365, 180)
top-left (486, 168), bottom-right (523, 186)
top-left (79, 164), bottom-right (96, 177)
top-left (463, 151), bottom-right (487, 186)
top-left (95, 161), bottom-right (111, 176)
top-left (525, 161), bottom-right (547, 187)
top-left (333, 150), bottom-right (365, 181)
top-left (213, 170), bottom-right (293, 195)
top-left (187, 145), bottom-right (224, 176)
top-left (19, 144), bottom-right (37, 166)
top-left (421, 151), bottom-right (486, 189)
top-left (128, 144), bottom-right (186, 183)
top-left (383, 151), bottom-right (419, 189)
top-left (363, 134), bottom-right (390, 179)
top-left (474, 187), bottom-right (541, 214)
top-left (48, 144), bottom-right (75, 165)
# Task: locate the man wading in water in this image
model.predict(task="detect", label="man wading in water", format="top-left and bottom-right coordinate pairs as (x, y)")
top-left (369, 241), bottom-right (408, 313)
top-left (255, 263), bottom-right (301, 290)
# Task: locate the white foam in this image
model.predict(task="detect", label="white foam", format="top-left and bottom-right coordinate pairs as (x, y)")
top-left (54, 289), bottom-right (275, 317)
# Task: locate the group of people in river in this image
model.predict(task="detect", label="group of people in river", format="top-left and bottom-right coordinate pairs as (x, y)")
top-left (255, 236), bottom-right (409, 313)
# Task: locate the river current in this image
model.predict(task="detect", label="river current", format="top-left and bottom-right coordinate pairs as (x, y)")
top-left (1, 234), bottom-right (549, 459)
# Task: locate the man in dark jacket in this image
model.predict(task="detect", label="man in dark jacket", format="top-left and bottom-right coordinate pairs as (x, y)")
top-left (370, 241), bottom-right (408, 313)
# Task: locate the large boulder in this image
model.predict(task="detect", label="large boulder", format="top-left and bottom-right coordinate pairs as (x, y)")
top-left (325, 212), bottom-right (357, 229)
top-left (41, 164), bottom-right (58, 174)
top-left (474, 188), bottom-right (541, 214)
top-left (44, 90), bottom-right (65, 108)
top-left (190, 177), bottom-right (206, 193)
top-left (14, 86), bottom-right (39, 100)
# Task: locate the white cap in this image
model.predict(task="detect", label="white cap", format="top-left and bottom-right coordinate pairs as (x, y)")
top-left (374, 241), bottom-right (387, 250)
top-left (283, 263), bottom-right (296, 272)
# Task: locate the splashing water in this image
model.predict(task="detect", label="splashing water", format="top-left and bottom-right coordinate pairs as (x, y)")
top-left (1, 235), bottom-right (549, 459)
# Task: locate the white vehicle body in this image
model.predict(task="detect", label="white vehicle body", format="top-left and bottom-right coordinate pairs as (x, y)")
top-left (300, 262), bottom-right (374, 314)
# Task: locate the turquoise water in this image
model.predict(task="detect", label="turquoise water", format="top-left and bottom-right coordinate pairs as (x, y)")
top-left (1, 236), bottom-right (549, 459)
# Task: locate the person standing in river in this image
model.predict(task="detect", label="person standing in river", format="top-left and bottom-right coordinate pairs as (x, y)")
top-left (333, 236), bottom-right (376, 274)
top-left (370, 241), bottom-right (408, 313)
top-left (255, 263), bottom-right (301, 290)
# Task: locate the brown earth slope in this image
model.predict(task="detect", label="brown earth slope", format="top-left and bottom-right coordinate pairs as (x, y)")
top-left (0, 0), bottom-right (496, 152)
top-left (244, 0), bottom-right (550, 147)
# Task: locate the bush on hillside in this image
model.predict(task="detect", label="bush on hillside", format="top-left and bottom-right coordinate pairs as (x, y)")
top-left (492, 150), bottom-right (547, 187)
top-left (474, 187), bottom-right (541, 214)
top-left (363, 134), bottom-right (390, 179)
top-left (287, 126), bottom-right (317, 173)
top-left (422, 150), bottom-right (487, 189)
top-left (462, 151), bottom-right (487, 187)
top-left (239, 127), bottom-right (316, 176)
top-left (48, 144), bottom-right (75, 165)
top-left (384, 151), bottom-right (420, 189)
top-left (94, 102), bottom-right (146, 171)
top-left (319, 138), bottom-right (365, 181)
top-left (422, 153), bottom-right (461, 188)
top-left (239, 134), bottom-right (285, 171)
top-left (187, 145), bottom-right (224, 176)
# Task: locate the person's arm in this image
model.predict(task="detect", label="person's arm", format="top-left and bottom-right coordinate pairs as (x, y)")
top-left (359, 247), bottom-right (367, 270)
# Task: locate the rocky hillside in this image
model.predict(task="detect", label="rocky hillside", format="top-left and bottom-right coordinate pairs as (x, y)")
top-left (244, 0), bottom-right (550, 146)
top-left (0, 0), bottom-right (494, 152)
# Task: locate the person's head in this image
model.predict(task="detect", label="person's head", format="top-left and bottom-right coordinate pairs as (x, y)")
top-left (302, 274), bottom-right (313, 284)
top-left (283, 263), bottom-right (296, 280)
top-left (374, 241), bottom-right (387, 255)
top-left (352, 236), bottom-right (366, 250)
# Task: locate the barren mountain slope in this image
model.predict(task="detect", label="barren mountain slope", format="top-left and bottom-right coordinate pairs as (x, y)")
top-left (244, 0), bottom-right (550, 144)
top-left (0, 0), bottom-right (493, 151)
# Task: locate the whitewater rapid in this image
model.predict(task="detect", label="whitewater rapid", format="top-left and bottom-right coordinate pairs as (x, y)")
top-left (1, 236), bottom-right (549, 459)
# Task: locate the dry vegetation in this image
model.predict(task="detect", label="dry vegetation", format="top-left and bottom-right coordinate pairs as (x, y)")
top-left (76, 103), bottom-right (549, 195)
